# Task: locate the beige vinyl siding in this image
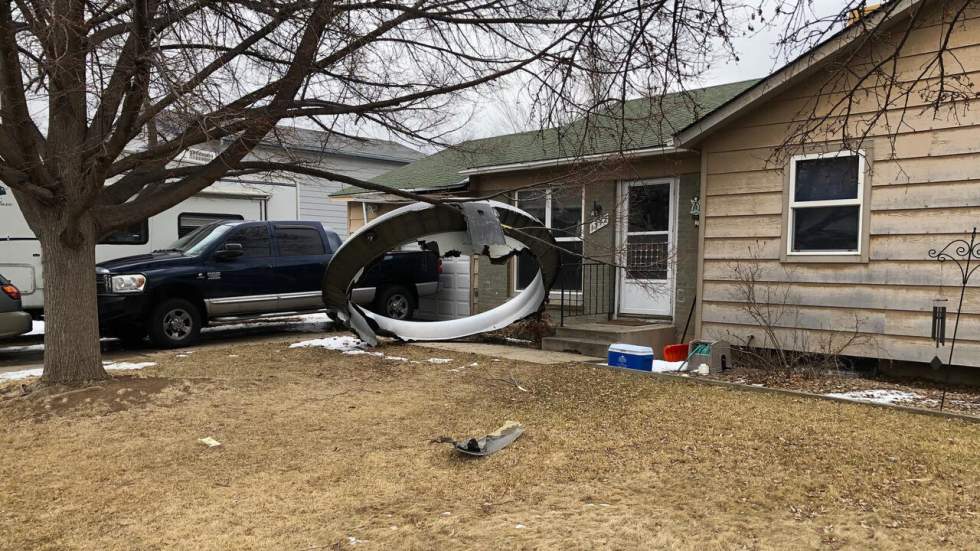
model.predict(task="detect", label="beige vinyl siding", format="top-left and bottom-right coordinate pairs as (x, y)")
top-left (698, 1), bottom-right (980, 367)
top-left (346, 201), bottom-right (399, 233)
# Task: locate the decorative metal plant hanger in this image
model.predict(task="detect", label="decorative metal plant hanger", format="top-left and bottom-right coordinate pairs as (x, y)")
top-left (927, 227), bottom-right (980, 411)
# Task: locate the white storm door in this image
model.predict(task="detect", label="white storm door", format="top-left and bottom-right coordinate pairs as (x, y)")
top-left (617, 179), bottom-right (675, 316)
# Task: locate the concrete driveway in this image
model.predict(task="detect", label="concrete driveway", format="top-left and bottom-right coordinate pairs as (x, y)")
top-left (0, 313), bottom-right (333, 376)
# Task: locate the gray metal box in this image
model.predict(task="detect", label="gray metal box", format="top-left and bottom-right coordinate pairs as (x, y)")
top-left (688, 340), bottom-right (731, 374)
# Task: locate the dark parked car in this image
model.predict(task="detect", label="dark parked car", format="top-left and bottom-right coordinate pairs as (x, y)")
top-left (0, 274), bottom-right (32, 339)
top-left (97, 221), bottom-right (343, 348)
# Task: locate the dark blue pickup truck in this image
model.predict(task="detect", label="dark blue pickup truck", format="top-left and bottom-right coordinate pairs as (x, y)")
top-left (97, 220), bottom-right (440, 348)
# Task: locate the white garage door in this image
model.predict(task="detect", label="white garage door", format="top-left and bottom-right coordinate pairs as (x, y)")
top-left (416, 256), bottom-right (471, 320)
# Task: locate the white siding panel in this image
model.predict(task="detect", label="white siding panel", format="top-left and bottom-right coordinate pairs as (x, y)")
top-left (293, 154), bottom-right (407, 239)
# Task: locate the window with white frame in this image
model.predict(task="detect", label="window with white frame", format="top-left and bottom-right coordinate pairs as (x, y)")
top-left (514, 186), bottom-right (583, 291)
top-left (788, 151), bottom-right (864, 255)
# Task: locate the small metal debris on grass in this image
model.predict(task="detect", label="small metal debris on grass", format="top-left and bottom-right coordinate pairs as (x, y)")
top-left (198, 437), bottom-right (222, 448)
top-left (432, 421), bottom-right (524, 457)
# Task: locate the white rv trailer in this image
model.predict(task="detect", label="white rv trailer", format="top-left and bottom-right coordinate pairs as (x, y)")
top-left (0, 175), bottom-right (298, 311)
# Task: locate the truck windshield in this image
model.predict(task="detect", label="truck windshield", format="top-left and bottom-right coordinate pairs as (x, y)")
top-left (165, 223), bottom-right (234, 256)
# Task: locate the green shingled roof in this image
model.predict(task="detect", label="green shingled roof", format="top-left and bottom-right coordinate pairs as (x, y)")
top-left (334, 79), bottom-right (758, 196)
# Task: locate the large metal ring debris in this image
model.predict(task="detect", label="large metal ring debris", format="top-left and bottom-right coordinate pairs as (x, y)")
top-left (321, 200), bottom-right (559, 345)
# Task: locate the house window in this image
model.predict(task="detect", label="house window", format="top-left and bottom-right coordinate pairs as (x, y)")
top-left (514, 186), bottom-right (583, 291)
top-left (178, 212), bottom-right (245, 237)
top-left (100, 220), bottom-right (149, 245)
top-left (788, 151), bottom-right (864, 255)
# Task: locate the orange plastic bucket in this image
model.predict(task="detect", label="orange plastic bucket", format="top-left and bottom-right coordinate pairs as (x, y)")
top-left (663, 343), bottom-right (689, 362)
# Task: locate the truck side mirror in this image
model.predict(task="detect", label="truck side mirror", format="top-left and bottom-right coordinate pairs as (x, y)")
top-left (215, 242), bottom-right (244, 260)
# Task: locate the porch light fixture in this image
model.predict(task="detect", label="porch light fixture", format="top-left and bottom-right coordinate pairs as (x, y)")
top-left (690, 195), bottom-right (701, 226)
top-left (591, 201), bottom-right (603, 219)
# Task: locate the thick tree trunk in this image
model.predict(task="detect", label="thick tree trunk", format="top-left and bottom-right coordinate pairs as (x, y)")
top-left (39, 234), bottom-right (109, 384)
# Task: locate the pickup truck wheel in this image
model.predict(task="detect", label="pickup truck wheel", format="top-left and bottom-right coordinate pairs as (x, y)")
top-left (377, 285), bottom-right (414, 320)
top-left (147, 298), bottom-right (201, 348)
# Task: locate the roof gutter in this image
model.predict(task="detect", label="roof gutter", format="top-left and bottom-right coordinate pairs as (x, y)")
top-left (673, 0), bottom-right (918, 148)
top-left (457, 145), bottom-right (690, 176)
top-left (330, 179), bottom-right (469, 200)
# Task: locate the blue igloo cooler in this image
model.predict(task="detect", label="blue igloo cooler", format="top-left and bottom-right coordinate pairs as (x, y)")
top-left (607, 343), bottom-right (655, 372)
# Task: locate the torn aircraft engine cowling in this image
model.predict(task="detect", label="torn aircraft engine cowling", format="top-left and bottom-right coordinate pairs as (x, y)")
top-left (321, 201), bottom-right (560, 345)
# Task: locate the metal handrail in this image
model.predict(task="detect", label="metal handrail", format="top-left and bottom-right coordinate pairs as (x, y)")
top-left (558, 261), bottom-right (616, 326)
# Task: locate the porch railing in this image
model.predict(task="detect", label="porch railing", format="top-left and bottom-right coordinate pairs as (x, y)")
top-left (557, 261), bottom-right (616, 326)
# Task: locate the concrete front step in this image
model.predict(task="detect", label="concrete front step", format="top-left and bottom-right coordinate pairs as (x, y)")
top-left (541, 337), bottom-right (616, 358)
top-left (549, 321), bottom-right (678, 357)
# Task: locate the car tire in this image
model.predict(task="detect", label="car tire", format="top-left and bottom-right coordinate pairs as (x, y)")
top-left (147, 298), bottom-right (201, 348)
top-left (376, 285), bottom-right (414, 320)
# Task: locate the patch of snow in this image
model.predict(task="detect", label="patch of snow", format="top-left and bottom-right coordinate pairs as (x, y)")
top-left (504, 337), bottom-right (533, 344)
top-left (0, 368), bottom-right (43, 381)
top-left (650, 360), bottom-right (686, 373)
top-left (0, 344), bottom-right (45, 354)
top-left (0, 360), bottom-right (156, 382)
top-left (825, 389), bottom-right (923, 405)
top-left (595, 360), bottom-right (687, 373)
top-left (345, 349), bottom-right (386, 359)
top-left (102, 361), bottom-right (157, 371)
top-left (427, 358), bottom-right (452, 364)
top-left (289, 335), bottom-right (366, 352)
top-left (27, 320), bottom-right (44, 336)
top-left (385, 356), bottom-right (408, 362)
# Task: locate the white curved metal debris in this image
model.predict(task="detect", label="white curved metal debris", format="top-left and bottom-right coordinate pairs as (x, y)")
top-left (322, 200), bottom-right (559, 345)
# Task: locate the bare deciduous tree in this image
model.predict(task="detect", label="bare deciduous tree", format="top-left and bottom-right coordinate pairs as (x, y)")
top-left (1, 0), bottom-right (745, 383)
top-left (7, 0), bottom-right (969, 385)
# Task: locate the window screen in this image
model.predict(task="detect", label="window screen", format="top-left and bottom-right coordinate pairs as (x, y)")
top-left (789, 154), bottom-right (863, 254)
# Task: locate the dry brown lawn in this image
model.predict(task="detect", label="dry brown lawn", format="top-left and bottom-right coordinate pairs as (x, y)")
top-left (1, 334), bottom-right (979, 550)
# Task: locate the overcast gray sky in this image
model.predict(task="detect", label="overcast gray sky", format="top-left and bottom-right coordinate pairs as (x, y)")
top-left (435, 0), bottom-right (847, 145)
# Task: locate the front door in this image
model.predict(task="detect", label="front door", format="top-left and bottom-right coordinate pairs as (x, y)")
top-left (617, 179), bottom-right (675, 316)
